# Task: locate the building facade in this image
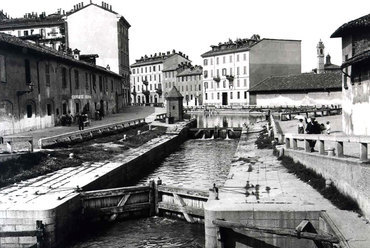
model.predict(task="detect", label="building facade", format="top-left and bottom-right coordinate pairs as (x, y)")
top-left (130, 50), bottom-right (190, 105)
top-left (331, 13), bottom-right (370, 135)
top-left (201, 35), bottom-right (301, 106)
top-left (0, 33), bottom-right (123, 135)
top-left (0, 2), bottom-right (131, 107)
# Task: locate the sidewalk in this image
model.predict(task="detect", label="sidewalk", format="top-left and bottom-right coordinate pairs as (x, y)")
top-left (1, 106), bottom-right (165, 150)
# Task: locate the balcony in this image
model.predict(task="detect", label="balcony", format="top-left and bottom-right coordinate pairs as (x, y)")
top-left (142, 79), bottom-right (149, 86)
top-left (156, 88), bottom-right (163, 96)
top-left (226, 75), bottom-right (234, 81)
top-left (142, 90), bottom-right (150, 96)
top-left (131, 90), bottom-right (137, 96)
top-left (213, 76), bottom-right (221, 83)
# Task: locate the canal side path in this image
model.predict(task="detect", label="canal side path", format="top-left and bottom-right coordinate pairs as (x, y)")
top-left (205, 120), bottom-right (370, 248)
top-left (0, 106), bottom-right (165, 152)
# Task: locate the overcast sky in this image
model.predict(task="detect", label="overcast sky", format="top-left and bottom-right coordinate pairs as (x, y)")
top-left (1, 0), bottom-right (369, 72)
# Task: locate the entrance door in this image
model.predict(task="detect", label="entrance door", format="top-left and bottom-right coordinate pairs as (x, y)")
top-left (222, 92), bottom-right (228, 105)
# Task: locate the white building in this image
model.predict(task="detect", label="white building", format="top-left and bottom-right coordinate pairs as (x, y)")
top-left (201, 35), bottom-right (301, 106)
top-left (130, 50), bottom-right (190, 105)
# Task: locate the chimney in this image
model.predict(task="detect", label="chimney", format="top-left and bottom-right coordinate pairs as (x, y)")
top-left (325, 54), bottom-right (331, 65)
top-left (82, 2), bottom-right (84, 7)
top-left (74, 5), bottom-right (76, 10)
top-left (110, 5), bottom-right (112, 11)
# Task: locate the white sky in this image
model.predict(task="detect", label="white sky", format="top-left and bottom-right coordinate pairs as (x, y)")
top-left (1, 0), bottom-right (369, 72)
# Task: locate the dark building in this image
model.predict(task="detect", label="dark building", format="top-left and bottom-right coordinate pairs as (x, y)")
top-left (0, 33), bottom-right (123, 135)
top-left (331, 13), bottom-right (370, 135)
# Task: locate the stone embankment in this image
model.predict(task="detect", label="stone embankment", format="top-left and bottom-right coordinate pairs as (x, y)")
top-left (0, 120), bottom-right (193, 248)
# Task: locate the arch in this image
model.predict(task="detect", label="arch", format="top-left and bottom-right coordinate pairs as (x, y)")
top-left (24, 99), bottom-right (37, 118)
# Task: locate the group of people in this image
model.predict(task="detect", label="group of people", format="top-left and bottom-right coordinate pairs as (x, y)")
top-left (297, 117), bottom-right (331, 152)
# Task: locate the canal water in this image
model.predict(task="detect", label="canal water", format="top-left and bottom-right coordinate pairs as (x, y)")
top-left (69, 114), bottom-right (263, 248)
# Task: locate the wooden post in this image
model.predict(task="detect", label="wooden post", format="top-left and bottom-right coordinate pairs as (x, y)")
top-left (293, 138), bottom-right (298, 150)
top-left (285, 138), bottom-right (290, 149)
top-left (336, 141), bottom-right (344, 157)
top-left (154, 178), bottom-right (161, 215)
top-left (319, 140), bottom-right (325, 155)
top-left (149, 180), bottom-right (155, 216)
top-left (360, 143), bottom-right (368, 161)
top-left (305, 139), bottom-right (311, 152)
top-left (36, 220), bottom-right (44, 248)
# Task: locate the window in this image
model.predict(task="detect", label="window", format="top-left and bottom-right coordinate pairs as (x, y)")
top-left (153, 66), bottom-right (156, 72)
top-left (85, 73), bottom-right (89, 90)
top-left (150, 84), bottom-right (152, 90)
top-left (199, 84), bottom-right (201, 90)
top-left (26, 104), bottom-right (32, 118)
top-left (223, 56), bottom-right (226, 63)
top-left (237, 54), bottom-right (239, 62)
top-left (244, 91), bottom-right (247, 99)
top-left (223, 80), bottom-right (226, 88)
top-left (204, 82), bottom-right (208, 89)
top-left (99, 76), bottom-right (103, 91)
top-left (230, 92), bottom-right (233, 99)
top-left (204, 70), bottom-right (208, 78)
top-left (244, 79), bottom-right (247, 87)
top-left (205, 93), bottom-right (208, 100)
top-left (25, 59), bottom-right (31, 84)
top-left (222, 68), bottom-right (226, 76)
top-left (211, 82), bottom-right (213, 89)
top-left (47, 103), bottom-right (52, 116)
top-left (74, 70), bottom-right (79, 89)
top-left (45, 64), bottom-right (50, 86)
top-left (237, 67), bottom-right (240, 75)
top-left (0, 55), bottom-right (6, 83)
top-left (62, 67), bottom-right (67, 89)
top-left (237, 79), bottom-right (240, 87)
top-left (132, 69), bottom-right (135, 74)
top-left (24, 30), bottom-right (29, 36)
top-left (237, 92), bottom-right (240, 99)
top-left (211, 70), bottom-right (213, 77)
top-left (243, 66), bottom-right (247, 74)
top-left (217, 69), bottom-right (219, 77)
top-left (159, 74), bottom-right (161, 82)
top-left (216, 57), bottom-right (219, 65)
top-left (145, 67), bottom-right (147, 73)
top-left (149, 67), bottom-right (151, 73)
top-left (204, 59), bottom-right (208, 66)
top-left (229, 55), bottom-right (232, 63)
top-left (217, 92), bottom-right (220, 100)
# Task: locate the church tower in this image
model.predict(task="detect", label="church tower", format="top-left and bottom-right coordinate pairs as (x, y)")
top-left (317, 40), bottom-right (325, 74)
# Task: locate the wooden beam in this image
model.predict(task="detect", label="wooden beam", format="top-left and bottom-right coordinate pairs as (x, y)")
top-left (158, 202), bottom-right (204, 217)
top-left (0, 230), bottom-right (39, 237)
top-left (158, 185), bottom-right (209, 199)
top-left (173, 193), bottom-right (195, 223)
top-left (117, 193), bottom-right (131, 207)
top-left (212, 219), bottom-right (339, 244)
top-left (295, 220), bottom-right (324, 248)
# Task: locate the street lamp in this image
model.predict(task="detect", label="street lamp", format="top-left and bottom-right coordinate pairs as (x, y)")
top-left (17, 82), bottom-right (35, 96)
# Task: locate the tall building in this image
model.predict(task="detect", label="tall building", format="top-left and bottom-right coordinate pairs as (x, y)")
top-left (314, 40), bottom-right (340, 74)
top-left (130, 50), bottom-right (190, 105)
top-left (331, 13), bottom-right (370, 135)
top-left (201, 35), bottom-right (301, 106)
top-left (0, 1), bottom-right (131, 107)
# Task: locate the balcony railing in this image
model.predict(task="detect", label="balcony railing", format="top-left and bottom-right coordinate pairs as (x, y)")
top-left (142, 79), bottom-right (149, 86)
top-left (156, 88), bottom-right (162, 96)
top-left (142, 90), bottom-right (150, 96)
top-left (213, 76), bottom-right (220, 83)
top-left (226, 75), bottom-right (234, 81)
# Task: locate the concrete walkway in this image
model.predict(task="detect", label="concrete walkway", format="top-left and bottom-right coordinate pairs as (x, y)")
top-left (0, 106), bottom-right (165, 151)
top-left (205, 121), bottom-right (370, 248)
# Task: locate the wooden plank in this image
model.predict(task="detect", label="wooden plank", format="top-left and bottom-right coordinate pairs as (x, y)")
top-left (295, 220), bottom-right (324, 248)
top-left (117, 193), bottom-right (131, 207)
top-left (158, 202), bottom-right (204, 217)
top-left (81, 186), bottom-right (150, 199)
top-left (158, 185), bottom-right (209, 199)
top-left (173, 193), bottom-right (195, 223)
top-left (0, 230), bottom-right (39, 237)
top-left (213, 219), bottom-right (339, 244)
top-left (99, 202), bottom-right (151, 214)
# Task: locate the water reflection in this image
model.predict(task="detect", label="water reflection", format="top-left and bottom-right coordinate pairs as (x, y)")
top-left (193, 113), bottom-right (264, 128)
top-left (136, 138), bottom-right (238, 190)
top-left (69, 217), bottom-right (204, 248)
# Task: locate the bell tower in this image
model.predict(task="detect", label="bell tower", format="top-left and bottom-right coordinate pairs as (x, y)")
top-left (317, 40), bottom-right (325, 74)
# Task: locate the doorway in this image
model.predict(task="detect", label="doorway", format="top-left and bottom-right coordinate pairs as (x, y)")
top-left (222, 92), bottom-right (228, 105)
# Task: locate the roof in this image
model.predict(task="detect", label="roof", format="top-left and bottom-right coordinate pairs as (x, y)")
top-left (324, 63), bottom-right (341, 70)
top-left (0, 33), bottom-right (122, 78)
top-left (331, 13), bottom-right (370, 38)
top-left (166, 86), bottom-right (183, 99)
top-left (177, 66), bottom-right (203, 77)
top-left (248, 72), bottom-right (342, 93)
top-left (0, 14), bottom-right (64, 30)
top-left (131, 51), bottom-right (190, 68)
top-left (342, 49), bottom-right (370, 68)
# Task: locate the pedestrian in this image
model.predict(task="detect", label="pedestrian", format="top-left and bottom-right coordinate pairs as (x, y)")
top-left (305, 117), bottom-right (320, 152)
top-left (77, 112), bottom-right (84, 130)
top-left (326, 121), bottom-right (331, 134)
top-left (298, 119), bottom-right (304, 134)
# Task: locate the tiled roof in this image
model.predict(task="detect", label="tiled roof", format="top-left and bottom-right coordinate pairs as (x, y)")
top-left (166, 86), bottom-right (183, 98)
top-left (342, 49), bottom-right (370, 68)
top-left (248, 72), bottom-right (342, 93)
top-left (0, 33), bottom-right (122, 78)
top-left (331, 13), bottom-right (370, 37)
top-left (131, 54), bottom-right (171, 67)
top-left (177, 66), bottom-right (203, 77)
top-left (0, 15), bottom-right (64, 30)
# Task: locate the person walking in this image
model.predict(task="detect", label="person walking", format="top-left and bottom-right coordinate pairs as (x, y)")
top-left (77, 112), bottom-right (84, 130)
top-left (326, 121), bottom-right (331, 134)
top-left (298, 119), bottom-right (305, 134)
top-left (305, 117), bottom-right (321, 152)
